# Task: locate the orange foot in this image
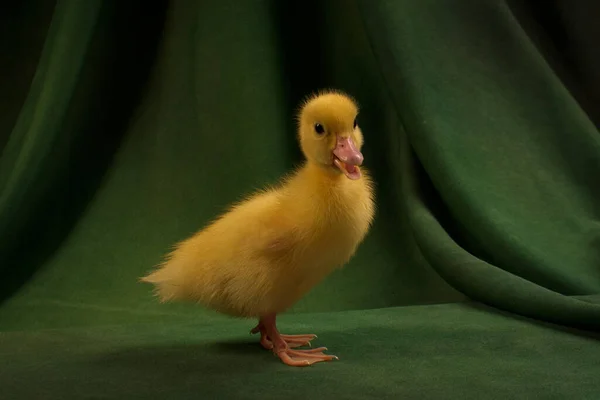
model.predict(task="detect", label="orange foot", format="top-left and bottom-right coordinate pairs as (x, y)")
top-left (276, 346), bottom-right (338, 366)
top-left (250, 315), bottom-right (338, 367)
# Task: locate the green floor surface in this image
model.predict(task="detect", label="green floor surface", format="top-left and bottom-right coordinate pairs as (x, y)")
top-left (2, 299), bottom-right (600, 400)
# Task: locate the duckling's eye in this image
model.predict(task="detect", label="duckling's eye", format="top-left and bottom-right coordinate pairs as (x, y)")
top-left (314, 123), bottom-right (325, 135)
top-left (353, 118), bottom-right (358, 129)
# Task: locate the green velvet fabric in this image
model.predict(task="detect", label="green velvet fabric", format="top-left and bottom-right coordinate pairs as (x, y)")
top-left (1, 0), bottom-right (599, 398)
top-left (3, 299), bottom-right (600, 400)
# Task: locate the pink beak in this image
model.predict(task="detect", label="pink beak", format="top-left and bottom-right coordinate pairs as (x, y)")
top-left (332, 135), bottom-right (363, 180)
top-left (333, 136), bottom-right (363, 166)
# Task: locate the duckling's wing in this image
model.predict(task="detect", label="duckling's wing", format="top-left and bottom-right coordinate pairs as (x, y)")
top-left (261, 227), bottom-right (304, 259)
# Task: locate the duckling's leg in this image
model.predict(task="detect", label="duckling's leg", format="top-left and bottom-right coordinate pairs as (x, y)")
top-left (254, 314), bottom-right (338, 367)
top-left (250, 323), bottom-right (317, 349)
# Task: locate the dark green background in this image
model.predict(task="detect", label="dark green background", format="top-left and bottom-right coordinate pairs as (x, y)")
top-left (1, 0), bottom-right (599, 398)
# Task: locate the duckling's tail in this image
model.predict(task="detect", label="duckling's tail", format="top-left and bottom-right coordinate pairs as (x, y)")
top-left (139, 271), bottom-right (160, 285)
top-left (139, 267), bottom-right (181, 303)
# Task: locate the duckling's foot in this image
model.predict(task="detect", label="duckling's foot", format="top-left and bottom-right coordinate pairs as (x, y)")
top-left (254, 314), bottom-right (338, 367)
top-left (276, 347), bottom-right (338, 367)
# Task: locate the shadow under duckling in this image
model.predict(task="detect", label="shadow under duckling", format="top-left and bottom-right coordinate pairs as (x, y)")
top-left (141, 90), bottom-right (375, 366)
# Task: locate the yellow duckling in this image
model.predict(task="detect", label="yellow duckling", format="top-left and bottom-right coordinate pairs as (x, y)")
top-left (141, 90), bottom-right (375, 366)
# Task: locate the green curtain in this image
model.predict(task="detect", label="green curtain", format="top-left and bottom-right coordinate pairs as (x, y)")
top-left (1, 0), bottom-right (599, 398)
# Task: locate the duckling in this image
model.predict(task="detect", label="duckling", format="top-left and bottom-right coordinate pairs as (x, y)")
top-left (141, 90), bottom-right (375, 366)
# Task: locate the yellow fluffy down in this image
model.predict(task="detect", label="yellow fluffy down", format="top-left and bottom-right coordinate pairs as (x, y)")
top-left (141, 164), bottom-right (374, 318)
top-left (141, 91), bottom-right (375, 319)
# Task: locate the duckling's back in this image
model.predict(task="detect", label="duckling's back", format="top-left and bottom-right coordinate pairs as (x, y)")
top-left (142, 163), bottom-right (375, 318)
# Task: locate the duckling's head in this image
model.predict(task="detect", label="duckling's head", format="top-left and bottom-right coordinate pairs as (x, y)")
top-left (297, 90), bottom-right (364, 180)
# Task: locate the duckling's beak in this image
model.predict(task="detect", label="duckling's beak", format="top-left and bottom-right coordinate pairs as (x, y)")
top-left (333, 135), bottom-right (363, 180)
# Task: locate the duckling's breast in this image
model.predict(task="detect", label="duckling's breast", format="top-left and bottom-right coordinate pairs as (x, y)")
top-left (269, 176), bottom-right (375, 312)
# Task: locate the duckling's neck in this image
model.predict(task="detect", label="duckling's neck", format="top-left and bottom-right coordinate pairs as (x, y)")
top-left (283, 160), bottom-right (371, 224)
top-left (283, 160), bottom-right (368, 200)
top-left (302, 160), bottom-right (348, 184)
